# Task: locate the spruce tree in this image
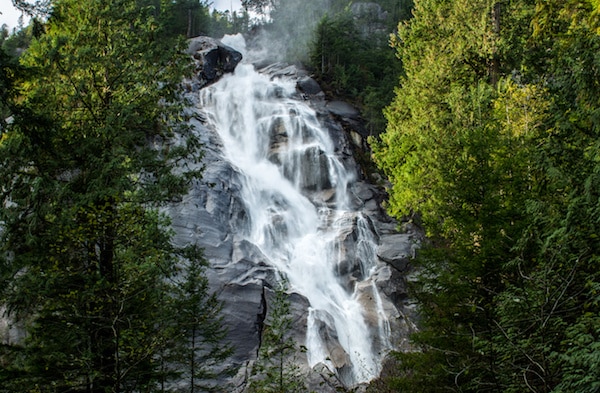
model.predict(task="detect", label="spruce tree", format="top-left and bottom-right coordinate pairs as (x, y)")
top-left (164, 249), bottom-right (234, 393)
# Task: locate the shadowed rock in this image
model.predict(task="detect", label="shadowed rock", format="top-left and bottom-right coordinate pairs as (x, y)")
top-left (187, 36), bottom-right (243, 88)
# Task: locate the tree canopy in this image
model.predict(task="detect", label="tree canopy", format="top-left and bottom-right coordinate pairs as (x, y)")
top-left (371, 0), bottom-right (600, 391)
top-left (0, 0), bottom-right (230, 391)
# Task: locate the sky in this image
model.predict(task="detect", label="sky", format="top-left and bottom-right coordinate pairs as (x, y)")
top-left (211, 0), bottom-right (242, 11)
top-left (0, 0), bottom-right (241, 32)
top-left (0, 0), bottom-right (29, 31)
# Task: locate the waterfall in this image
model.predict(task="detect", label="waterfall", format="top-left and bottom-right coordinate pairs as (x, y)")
top-left (196, 35), bottom-right (392, 386)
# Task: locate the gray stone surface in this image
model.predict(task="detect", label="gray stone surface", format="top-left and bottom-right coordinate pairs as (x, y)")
top-left (326, 100), bottom-right (361, 119)
top-left (167, 42), bottom-right (423, 390)
top-left (377, 233), bottom-right (416, 272)
top-left (297, 76), bottom-right (324, 96)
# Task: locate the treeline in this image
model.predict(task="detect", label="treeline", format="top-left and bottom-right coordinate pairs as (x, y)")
top-left (0, 0), bottom-right (250, 59)
top-left (309, 0), bottom-right (412, 134)
top-left (1, 1), bottom-right (327, 391)
top-left (371, 0), bottom-right (600, 391)
top-left (243, 0), bottom-right (413, 136)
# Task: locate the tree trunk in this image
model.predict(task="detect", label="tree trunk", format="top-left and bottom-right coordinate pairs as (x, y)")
top-left (489, 1), bottom-right (501, 86)
top-left (93, 201), bottom-right (119, 393)
top-left (187, 8), bottom-right (193, 38)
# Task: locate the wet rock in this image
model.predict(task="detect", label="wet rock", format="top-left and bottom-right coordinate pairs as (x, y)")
top-left (297, 76), bottom-right (323, 97)
top-left (311, 310), bottom-right (352, 370)
top-left (220, 282), bottom-right (264, 363)
top-left (165, 55), bottom-right (423, 390)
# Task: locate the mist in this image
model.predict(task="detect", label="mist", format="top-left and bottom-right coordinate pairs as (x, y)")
top-left (244, 0), bottom-right (337, 65)
top-left (0, 0), bottom-right (30, 31)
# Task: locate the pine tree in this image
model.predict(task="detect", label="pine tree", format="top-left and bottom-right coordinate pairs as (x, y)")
top-left (164, 248), bottom-right (234, 392)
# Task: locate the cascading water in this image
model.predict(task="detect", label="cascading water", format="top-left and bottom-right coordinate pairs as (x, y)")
top-left (196, 35), bottom-right (392, 386)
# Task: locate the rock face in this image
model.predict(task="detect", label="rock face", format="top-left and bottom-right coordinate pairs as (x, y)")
top-left (169, 39), bottom-right (422, 392)
top-left (350, 2), bottom-right (389, 40)
top-left (168, 112), bottom-right (267, 368)
top-left (0, 306), bottom-right (25, 347)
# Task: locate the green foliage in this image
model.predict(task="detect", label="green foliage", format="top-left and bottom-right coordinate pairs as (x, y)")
top-left (554, 312), bottom-right (600, 392)
top-left (155, 0), bottom-right (212, 38)
top-left (247, 282), bottom-right (306, 393)
top-left (206, 9), bottom-right (251, 38)
top-left (0, 47), bottom-right (16, 122)
top-left (153, 0), bottom-right (251, 39)
top-left (308, 3), bottom-right (408, 135)
top-left (0, 19), bottom-right (38, 59)
top-left (371, 0), bottom-right (600, 391)
top-left (311, 12), bottom-right (363, 95)
top-left (0, 0), bottom-right (230, 391)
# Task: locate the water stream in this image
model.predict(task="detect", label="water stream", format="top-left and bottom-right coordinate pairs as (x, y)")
top-left (197, 35), bottom-right (390, 385)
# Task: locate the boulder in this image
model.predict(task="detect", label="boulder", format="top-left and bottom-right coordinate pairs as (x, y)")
top-left (297, 76), bottom-right (323, 97)
top-left (377, 233), bottom-right (416, 272)
top-left (187, 36), bottom-right (243, 88)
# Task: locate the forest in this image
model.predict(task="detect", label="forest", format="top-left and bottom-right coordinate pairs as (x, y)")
top-left (1, 0), bottom-right (600, 392)
top-left (371, 1), bottom-right (600, 392)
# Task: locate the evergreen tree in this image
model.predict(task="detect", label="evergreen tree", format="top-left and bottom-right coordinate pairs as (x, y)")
top-left (371, 0), bottom-right (600, 391)
top-left (503, 1), bottom-right (600, 391)
top-left (0, 44), bottom-right (16, 122)
top-left (0, 0), bottom-right (231, 391)
top-left (309, 9), bottom-right (404, 135)
top-left (311, 12), bottom-right (364, 95)
top-left (247, 282), bottom-right (306, 393)
top-left (165, 249), bottom-right (234, 392)
top-left (155, 0), bottom-right (212, 38)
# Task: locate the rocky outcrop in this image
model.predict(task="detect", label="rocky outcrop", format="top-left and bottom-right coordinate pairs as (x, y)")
top-left (186, 36), bottom-right (243, 88)
top-left (0, 306), bottom-right (25, 347)
top-left (168, 112), bottom-right (268, 368)
top-left (0, 36), bottom-right (420, 392)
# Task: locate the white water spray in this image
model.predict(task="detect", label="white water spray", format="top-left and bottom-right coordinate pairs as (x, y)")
top-left (197, 35), bottom-right (391, 385)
